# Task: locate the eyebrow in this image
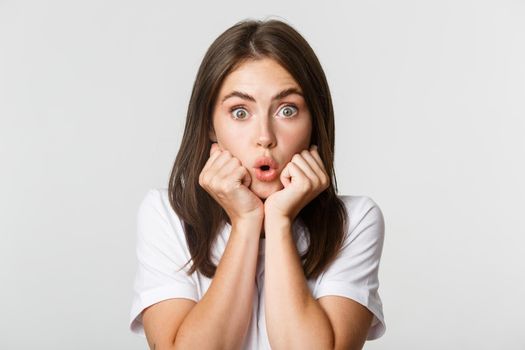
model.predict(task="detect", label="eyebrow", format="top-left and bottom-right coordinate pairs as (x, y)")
top-left (221, 87), bottom-right (304, 104)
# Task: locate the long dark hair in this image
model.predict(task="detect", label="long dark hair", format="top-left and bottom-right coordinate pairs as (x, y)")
top-left (168, 18), bottom-right (348, 280)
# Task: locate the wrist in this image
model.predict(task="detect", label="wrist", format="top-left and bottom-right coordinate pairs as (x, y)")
top-left (231, 215), bottom-right (263, 232)
top-left (264, 214), bottom-right (293, 231)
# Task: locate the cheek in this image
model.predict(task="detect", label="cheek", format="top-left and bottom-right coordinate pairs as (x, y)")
top-left (219, 132), bottom-right (242, 150)
top-left (279, 121), bottom-right (312, 152)
top-left (214, 120), bottom-right (250, 160)
top-left (214, 117), bottom-right (238, 145)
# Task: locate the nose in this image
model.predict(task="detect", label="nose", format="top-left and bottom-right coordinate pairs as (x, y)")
top-left (256, 116), bottom-right (277, 149)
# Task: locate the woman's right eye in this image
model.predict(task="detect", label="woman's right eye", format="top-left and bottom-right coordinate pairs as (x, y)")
top-left (230, 107), bottom-right (250, 120)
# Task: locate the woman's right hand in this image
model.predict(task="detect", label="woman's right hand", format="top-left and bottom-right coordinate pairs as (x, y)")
top-left (199, 143), bottom-right (264, 226)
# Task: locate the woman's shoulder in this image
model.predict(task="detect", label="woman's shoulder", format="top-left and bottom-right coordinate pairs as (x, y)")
top-left (138, 188), bottom-right (173, 218)
top-left (137, 188), bottom-right (185, 238)
top-left (337, 194), bottom-right (381, 212)
top-left (336, 194), bottom-right (385, 240)
top-left (139, 187), bottom-right (170, 207)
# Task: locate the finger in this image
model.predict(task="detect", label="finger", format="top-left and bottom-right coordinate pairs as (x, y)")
top-left (209, 154), bottom-right (250, 194)
top-left (202, 143), bottom-right (223, 174)
top-left (232, 166), bottom-right (251, 188)
top-left (280, 162), bottom-right (292, 188)
top-left (308, 145), bottom-right (330, 189)
top-left (210, 142), bottom-right (219, 156)
top-left (215, 157), bottom-right (243, 180)
top-left (201, 147), bottom-right (230, 185)
top-left (209, 150), bottom-right (234, 175)
top-left (301, 149), bottom-right (328, 181)
top-left (210, 158), bottom-right (251, 195)
top-left (280, 161), bottom-right (307, 189)
top-left (309, 144), bottom-right (325, 170)
top-left (291, 153), bottom-right (319, 186)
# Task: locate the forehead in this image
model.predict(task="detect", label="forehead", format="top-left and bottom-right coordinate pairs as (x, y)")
top-left (218, 58), bottom-right (300, 95)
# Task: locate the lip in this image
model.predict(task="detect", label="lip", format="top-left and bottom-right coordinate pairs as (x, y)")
top-left (253, 156), bottom-right (278, 170)
top-left (253, 156), bottom-right (279, 182)
top-left (255, 168), bottom-right (278, 182)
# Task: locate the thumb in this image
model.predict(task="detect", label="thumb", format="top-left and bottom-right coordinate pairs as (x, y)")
top-left (241, 168), bottom-right (252, 188)
top-left (280, 163), bottom-right (293, 188)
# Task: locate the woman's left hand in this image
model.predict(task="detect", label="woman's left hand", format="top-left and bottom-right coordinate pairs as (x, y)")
top-left (264, 145), bottom-right (330, 222)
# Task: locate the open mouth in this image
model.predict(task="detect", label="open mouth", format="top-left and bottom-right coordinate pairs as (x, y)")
top-left (255, 165), bottom-right (278, 182)
top-left (253, 156), bottom-right (279, 182)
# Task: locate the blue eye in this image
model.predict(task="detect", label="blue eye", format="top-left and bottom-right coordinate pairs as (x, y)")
top-left (230, 107), bottom-right (249, 120)
top-left (278, 105), bottom-right (298, 118)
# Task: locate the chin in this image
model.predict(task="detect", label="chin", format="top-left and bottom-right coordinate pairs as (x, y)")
top-left (250, 181), bottom-right (283, 199)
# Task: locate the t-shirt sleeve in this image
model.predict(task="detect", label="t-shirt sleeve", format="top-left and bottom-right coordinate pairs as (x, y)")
top-left (129, 189), bottom-right (199, 336)
top-left (313, 196), bottom-right (386, 340)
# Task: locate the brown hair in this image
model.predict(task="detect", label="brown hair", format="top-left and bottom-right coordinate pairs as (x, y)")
top-left (168, 18), bottom-right (348, 280)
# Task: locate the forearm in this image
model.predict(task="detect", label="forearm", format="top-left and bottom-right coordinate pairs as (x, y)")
top-left (174, 220), bottom-right (260, 350)
top-left (264, 219), bottom-right (334, 350)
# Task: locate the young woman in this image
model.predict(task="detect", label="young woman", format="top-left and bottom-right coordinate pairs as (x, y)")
top-left (129, 18), bottom-right (386, 350)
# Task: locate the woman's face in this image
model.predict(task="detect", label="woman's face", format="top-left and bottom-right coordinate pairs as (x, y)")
top-left (210, 58), bottom-right (312, 199)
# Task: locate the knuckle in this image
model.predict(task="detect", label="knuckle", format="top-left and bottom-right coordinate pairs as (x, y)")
top-left (208, 177), bottom-right (218, 190)
top-left (198, 173), bottom-right (207, 186)
top-left (226, 181), bottom-right (237, 193)
top-left (302, 180), bottom-right (312, 192)
top-left (219, 183), bottom-right (230, 194)
top-left (229, 157), bottom-right (241, 166)
top-left (234, 165), bottom-right (245, 175)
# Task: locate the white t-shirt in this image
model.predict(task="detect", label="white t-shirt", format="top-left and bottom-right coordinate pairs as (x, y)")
top-left (129, 188), bottom-right (386, 348)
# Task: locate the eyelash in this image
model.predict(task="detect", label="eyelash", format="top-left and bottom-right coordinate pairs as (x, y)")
top-left (229, 104), bottom-right (299, 120)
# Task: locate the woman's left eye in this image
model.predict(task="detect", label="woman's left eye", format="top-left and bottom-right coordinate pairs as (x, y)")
top-left (277, 105), bottom-right (298, 118)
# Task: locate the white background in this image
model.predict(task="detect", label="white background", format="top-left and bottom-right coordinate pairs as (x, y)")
top-left (1, 1), bottom-right (524, 349)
